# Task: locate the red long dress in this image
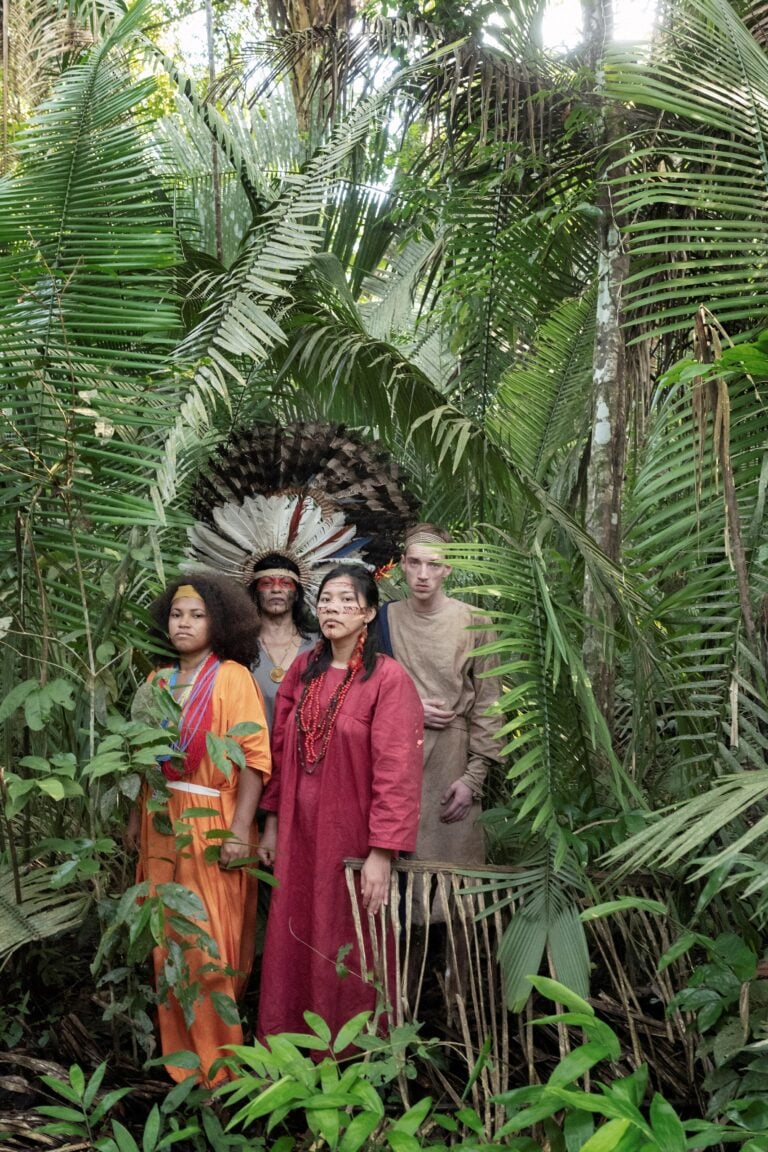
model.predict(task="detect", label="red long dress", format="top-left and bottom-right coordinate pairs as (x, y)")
top-left (258, 652), bottom-right (423, 1044)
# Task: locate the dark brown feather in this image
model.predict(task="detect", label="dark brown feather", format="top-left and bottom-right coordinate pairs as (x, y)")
top-left (192, 422), bottom-right (419, 568)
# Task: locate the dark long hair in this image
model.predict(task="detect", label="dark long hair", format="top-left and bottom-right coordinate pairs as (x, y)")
top-left (248, 554), bottom-right (314, 664)
top-left (150, 572), bottom-right (261, 666)
top-left (302, 565), bottom-right (380, 684)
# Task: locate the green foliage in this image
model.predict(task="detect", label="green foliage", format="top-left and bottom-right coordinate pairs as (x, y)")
top-left (604, 352), bottom-right (768, 901)
top-left (0, 0), bottom-right (186, 618)
top-left (0, 981), bottom-right (30, 1049)
top-left (3, 0), bottom-right (768, 1135)
top-left (219, 1014), bottom-right (496, 1149)
top-left (661, 931), bottom-right (768, 1132)
top-left (607, 0), bottom-right (768, 335)
top-left (36, 1060), bottom-right (133, 1143)
top-left (435, 533), bottom-right (649, 1010)
top-left (0, 0), bottom-right (192, 1003)
top-left (494, 976), bottom-right (755, 1150)
top-left (91, 862), bottom-right (242, 1050)
top-left (489, 291), bottom-right (596, 501)
top-left (35, 1059), bottom-right (205, 1150)
top-left (208, 988), bottom-right (768, 1149)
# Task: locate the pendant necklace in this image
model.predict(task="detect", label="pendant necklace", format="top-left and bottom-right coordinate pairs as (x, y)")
top-left (261, 633), bottom-right (298, 683)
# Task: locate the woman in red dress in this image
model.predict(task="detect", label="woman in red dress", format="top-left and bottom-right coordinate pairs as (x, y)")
top-left (257, 565), bottom-right (423, 1045)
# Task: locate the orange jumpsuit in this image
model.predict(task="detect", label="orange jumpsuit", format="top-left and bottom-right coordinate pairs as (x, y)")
top-left (136, 660), bottom-right (270, 1085)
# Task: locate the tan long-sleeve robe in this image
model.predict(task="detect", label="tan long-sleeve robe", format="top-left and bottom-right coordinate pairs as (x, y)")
top-left (387, 597), bottom-right (502, 878)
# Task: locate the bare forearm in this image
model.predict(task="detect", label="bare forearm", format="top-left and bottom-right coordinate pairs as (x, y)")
top-left (258, 812), bottom-right (278, 866)
top-left (125, 805), bottom-right (141, 852)
top-left (231, 768), bottom-right (264, 838)
top-left (220, 769), bottom-right (265, 866)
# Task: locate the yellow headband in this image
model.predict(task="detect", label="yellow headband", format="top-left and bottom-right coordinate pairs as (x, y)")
top-left (172, 583), bottom-right (204, 603)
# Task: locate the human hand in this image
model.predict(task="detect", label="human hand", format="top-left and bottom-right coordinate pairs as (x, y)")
top-left (440, 779), bottom-right (474, 823)
top-left (220, 822), bottom-right (252, 868)
top-left (361, 848), bottom-right (392, 916)
top-left (257, 816), bottom-right (277, 867)
top-left (422, 697), bottom-right (457, 729)
top-left (124, 807), bottom-right (141, 853)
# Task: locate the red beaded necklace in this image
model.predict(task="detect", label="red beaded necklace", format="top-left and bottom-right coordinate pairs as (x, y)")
top-left (296, 628), bottom-right (366, 772)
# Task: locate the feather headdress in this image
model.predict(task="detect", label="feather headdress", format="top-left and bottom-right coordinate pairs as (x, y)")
top-left (186, 423), bottom-right (418, 606)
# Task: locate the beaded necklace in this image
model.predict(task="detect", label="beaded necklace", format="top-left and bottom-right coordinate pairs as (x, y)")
top-left (296, 630), bottom-right (365, 773)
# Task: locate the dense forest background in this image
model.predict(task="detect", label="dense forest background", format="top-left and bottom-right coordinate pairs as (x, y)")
top-left (3, 0), bottom-right (768, 1144)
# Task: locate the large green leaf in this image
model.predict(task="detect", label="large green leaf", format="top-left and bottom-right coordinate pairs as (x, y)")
top-left (496, 849), bottom-right (590, 1010)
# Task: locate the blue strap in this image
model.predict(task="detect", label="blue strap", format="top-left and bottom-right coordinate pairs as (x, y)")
top-left (378, 602), bottom-right (394, 658)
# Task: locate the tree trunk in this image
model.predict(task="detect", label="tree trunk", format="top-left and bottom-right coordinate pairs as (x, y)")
top-left (581, 0), bottom-right (630, 729)
top-left (205, 0), bottom-right (223, 263)
top-left (2, 0), bottom-right (9, 173)
top-left (267, 0), bottom-right (356, 135)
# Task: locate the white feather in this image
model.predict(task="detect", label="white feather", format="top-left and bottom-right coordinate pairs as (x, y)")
top-left (186, 523), bottom-right (249, 573)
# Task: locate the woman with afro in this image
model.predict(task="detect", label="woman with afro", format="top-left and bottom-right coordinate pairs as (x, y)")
top-left (127, 572), bottom-right (270, 1086)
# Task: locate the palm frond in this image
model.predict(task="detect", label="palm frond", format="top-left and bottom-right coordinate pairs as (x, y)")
top-left (492, 847), bottom-right (590, 1010)
top-left (606, 351), bottom-right (768, 884)
top-left (146, 48), bottom-right (459, 526)
top-left (151, 44), bottom-right (286, 217)
top-left (622, 365), bottom-right (768, 788)
top-left (606, 0), bottom-right (768, 334)
top-left (3, 0), bottom-right (88, 132)
top-left (0, 0), bottom-right (188, 644)
top-left (601, 766), bottom-right (768, 878)
top-left (360, 235), bottom-right (436, 339)
top-left (0, 866), bottom-right (89, 965)
top-left (446, 539), bottom-right (644, 829)
top-left (152, 102), bottom-right (281, 265)
top-left (384, 185), bottom-right (597, 421)
top-left (490, 290), bottom-right (596, 496)
top-left (213, 14), bottom-right (558, 148)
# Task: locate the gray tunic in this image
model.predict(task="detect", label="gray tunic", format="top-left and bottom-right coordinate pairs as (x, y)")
top-left (251, 635), bottom-right (317, 732)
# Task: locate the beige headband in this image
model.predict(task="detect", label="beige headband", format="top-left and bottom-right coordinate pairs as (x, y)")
top-left (253, 568), bottom-right (299, 583)
top-left (405, 532), bottom-right (447, 549)
top-left (172, 583), bottom-right (203, 603)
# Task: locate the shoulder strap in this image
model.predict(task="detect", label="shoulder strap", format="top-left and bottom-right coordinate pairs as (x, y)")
top-left (377, 601), bottom-right (394, 658)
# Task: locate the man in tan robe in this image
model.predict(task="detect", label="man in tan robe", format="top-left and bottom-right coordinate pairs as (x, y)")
top-left (381, 524), bottom-right (502, 914)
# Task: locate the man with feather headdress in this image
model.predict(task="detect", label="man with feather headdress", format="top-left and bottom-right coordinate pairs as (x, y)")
top-left (186, 423), bottom-right (419, 729)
